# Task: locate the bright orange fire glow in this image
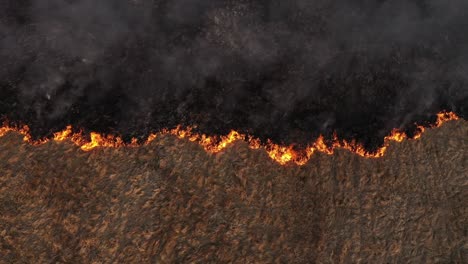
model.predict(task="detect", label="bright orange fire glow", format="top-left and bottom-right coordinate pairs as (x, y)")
top-left (0, 111), bottom-right (460, 165)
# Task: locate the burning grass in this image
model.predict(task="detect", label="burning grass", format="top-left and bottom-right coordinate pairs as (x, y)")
top-left (0, 119), bottom-right (466, 262)
top-left (0, 111), bottom-right (460, 165)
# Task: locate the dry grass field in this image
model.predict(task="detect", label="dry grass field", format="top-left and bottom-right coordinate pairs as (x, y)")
top-left (0, 120), bottom-right (467, 263)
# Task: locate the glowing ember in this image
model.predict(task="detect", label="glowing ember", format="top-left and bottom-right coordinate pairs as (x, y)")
top-left (0, 111), bottom-right (461, 165)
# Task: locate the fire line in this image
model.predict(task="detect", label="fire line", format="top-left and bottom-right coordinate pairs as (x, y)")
top-left (0, 111), bottom-right (460, 165)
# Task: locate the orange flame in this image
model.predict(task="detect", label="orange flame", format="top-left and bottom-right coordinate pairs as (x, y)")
top-left (0, 111), bottom-right (460, 165)
top-left (53, 125), bottom-right (72, 141)
top-left (385, 129), bottom-right (407, 142)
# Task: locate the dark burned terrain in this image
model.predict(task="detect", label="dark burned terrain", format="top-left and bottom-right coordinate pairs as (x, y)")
top-left (2, 0), bottom-right (468, 150)
top-left (0, 120), bottom-right (467, 263)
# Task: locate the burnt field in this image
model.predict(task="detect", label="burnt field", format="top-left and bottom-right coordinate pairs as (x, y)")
top-left (2, 0), bottom-right (468, 151)
top-left (1, 1), bottom-right (467, 262)
top-left (0, 119), bottom-right (466, 263)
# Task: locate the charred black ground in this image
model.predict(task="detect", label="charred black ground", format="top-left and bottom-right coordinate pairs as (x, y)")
top-left (1, 0), bottom-right (467, 151)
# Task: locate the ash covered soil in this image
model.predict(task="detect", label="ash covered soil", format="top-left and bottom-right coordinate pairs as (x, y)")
top-left (0, 121), bottom-right (467, 263)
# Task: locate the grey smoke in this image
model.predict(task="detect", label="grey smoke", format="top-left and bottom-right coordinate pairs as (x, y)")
top-left (0, 0), bottom-right (467, 146)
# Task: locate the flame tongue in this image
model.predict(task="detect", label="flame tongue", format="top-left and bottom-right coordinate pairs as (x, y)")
top-left (0, 111), bottom-right (460, 165)
top-left (53, 126), bottom-right (72, 141)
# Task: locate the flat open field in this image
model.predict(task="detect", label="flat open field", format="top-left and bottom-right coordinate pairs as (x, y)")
top-left (0, 120), bottom-right (467, 263)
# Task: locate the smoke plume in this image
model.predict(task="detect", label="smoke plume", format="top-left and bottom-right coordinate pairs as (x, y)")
top-left (1, 0), bottom-right (467, 150)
